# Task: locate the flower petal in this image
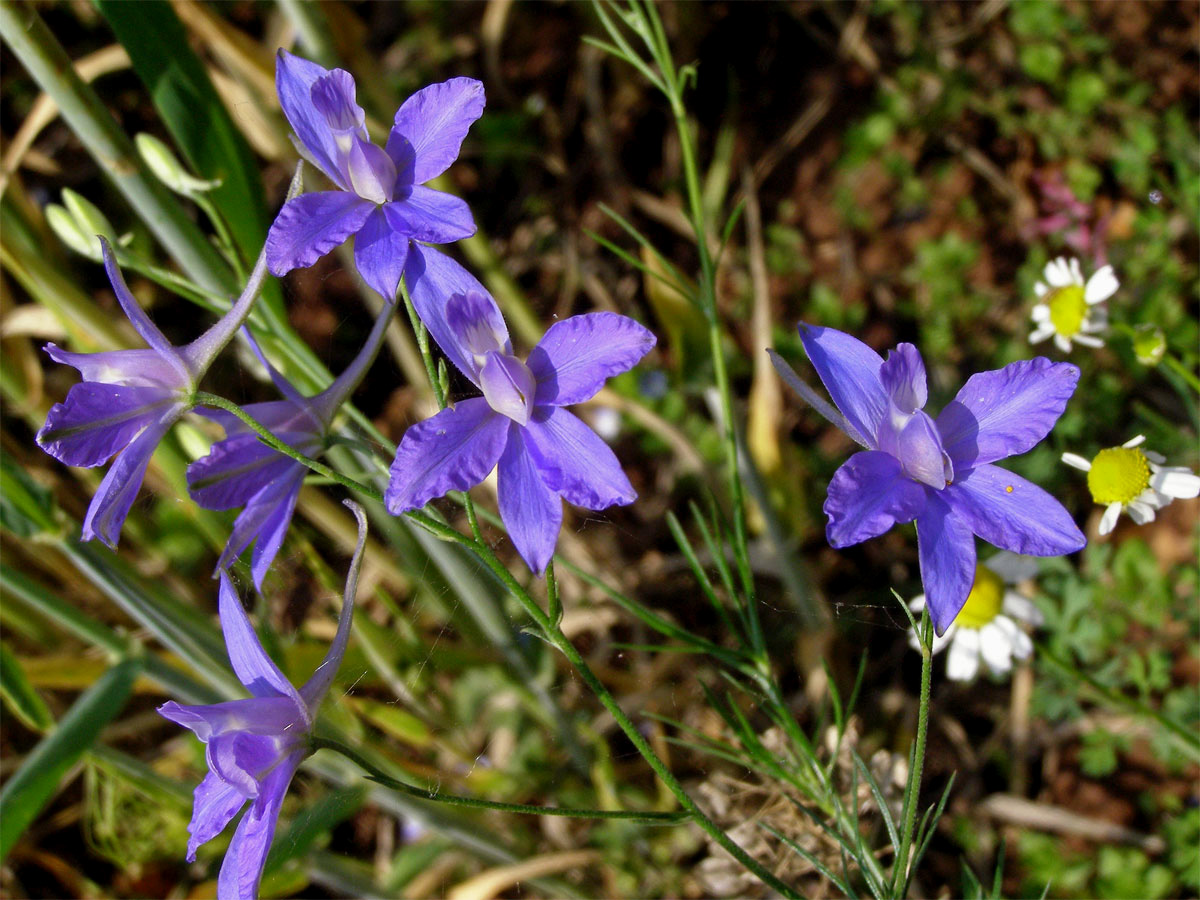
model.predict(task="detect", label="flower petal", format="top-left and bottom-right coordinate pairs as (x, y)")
top-left (207, 731), bottom-right (287, 799)
top-left (211, 468), bottom-right (307, 590)
top-left (915, 493), bottom-right (976, 636)
top-left (945, 628), bottom-right (981, 681)
top-left (497, 425), bottom-right (561, 575)
top-left (351, 206), bottom-right (410, 302)
top-left (81, 412), bottom-right (180, 546)
top-left (823, 451), bottom-right (928, 548)
top-left (978, 621), bottom-right (1014, 674)
top-left (879, 342), bottom-right (927, 413)
top-left (38, 383), bottom-right (178, 468)
top-left (945, 464), bottom-right (1086, 556)
top-left (216, 751), bottom-right (302, 900)
top-left (522, 407), bottom-right (636, 510)
top-left (935, 357), bottom-right (1080, 470)
top-left (299, 507), bottom-right (363, 710)
top-left (389, 77), bottom-right (486, 184)
top-left (384, 397), bottom-right (508, 511)
top-left (1084, 265), bottom-right (1119, 304)
top-left (383, 186), bottom-right (476, 244)
top-left (404, 244), bottom-right (496, 383)
top-left (275, 50), bottom-right (348, 188)
top-left (266, 191), bottom-right (373, 277)
top-left (797, 323), bottom-right (887, 448)
top-left (217, 572), bottom-right (307, 712)
top-left (184, 771), bottom-right (246, 861)
top-left (157, 696), bottom-right (304, 743)
top-left (445, 290), bottom-right (511, 382)
top-left (188, 433), bottom-right (314, 511)
top-left (528, 313), bottom-right (657, 407)
top-left (44, 343), bottom-right (184, 390)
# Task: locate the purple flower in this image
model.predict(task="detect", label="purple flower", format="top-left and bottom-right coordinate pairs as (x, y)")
top-left (158, 504), bottom-right (363, 900)
top-left (267, 49), bottom-right (484, 301)
top-left (776, 323), bottom-right (1085, 634)
top-left (37, 240), bottom-right (269, 547)
top-left (385, 250), bottom-right (655, 573)
top-left (188, 300), bottom-right (393, 587)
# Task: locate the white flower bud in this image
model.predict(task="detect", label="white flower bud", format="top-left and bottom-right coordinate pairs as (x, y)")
top-left (136, 133), bottom-right (221, 195)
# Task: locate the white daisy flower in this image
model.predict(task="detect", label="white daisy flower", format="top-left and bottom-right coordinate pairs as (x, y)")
top-left (908, 553), bottom-right (1042, 682)
top-left (1028, 256), bottom-right (1117, 353)
top-left (1062, 435), bottom-right (1200, 535)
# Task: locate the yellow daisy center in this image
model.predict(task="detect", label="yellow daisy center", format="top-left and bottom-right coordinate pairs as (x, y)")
top-left (1086, 446), bottom-right (1151, 505)
top-left (1047, 284), bottom-right (1087, 337)
top-left (956, 565), bottom-right (1004, 629)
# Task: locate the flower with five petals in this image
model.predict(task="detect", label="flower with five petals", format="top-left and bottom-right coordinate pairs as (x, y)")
top-left (773, 323), bottom-right (1086, 634)
top-left (385, 251), bottom-right (655, 573)
top-left (267, 49), bottom-right (483, 301)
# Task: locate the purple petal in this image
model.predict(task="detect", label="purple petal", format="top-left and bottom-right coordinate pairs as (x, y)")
top-left (935, 358), bottom-right (1080, 470)
top-left (265, 192), bottom-right (373, 277)
top-left (522, 407), bottom-right (636, 510)
top-left (497, 426), bottom-right (561, 575)
top-left (101, 240), bottom-right (189, 379)
top-left (275, 50), bottom-right (348, 188)
top-left (38, 383), bottom-right (178, 467)
top-left (352, 207), bottom-right (410, 301)
top-left (879, 343), bottom-right (927, 413)
top-left (308, 68), bottom-right (364, 135)
top-left (216, 751), bottom-right (303, 900)
top-left (184, 772), bottom-right (246, 861)
top-left (217, 573), bottom-right (307, 712)
top-left (823, 451), bottom-right (928, 548)
top-left (81, 412), bottom-right (180, 546)
top-left (404, 244), bottom-right (496, 383)
top-left (383, 186), bottom-right (476, 244)
top-left (207, 731), bottom-right (290, 798)
top-left (445, 290), bottom-right (511, 382)
top-left (384, 397), bottom-right (508, 511)
top-left (915, 493), bottom-right (976, 636)
top-left (797, 323), bottom-right (887, 448)
top-left (44, 344), bottom-right (186, 389)
top-left (892, 410), bottom-right (953, 490)
top-left (389, 77), bottom-right (485, 184)
top-left (158, 696), bottom-right (306, 743)
top-left (198, 398), bottom-right (322, 443)
top-left (247, 471), bottom-right (306, 591)
top-left (946, 464), bottom-right (1086, 556)
top-left (210, 468), bottom-right (306, 591)
top-left (346, 136), bottom-right (396, 205)
top-left (528, 313), bottom-right (657, 406)
top-left (479, 352), bottom-right (536, 425)
top-left (188, 433), bottom-right (314, 511)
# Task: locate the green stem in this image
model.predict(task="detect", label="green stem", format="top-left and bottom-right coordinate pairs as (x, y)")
top-left (1163, 352), bottom-right (1200, 394)
top-left (400, 282), bottom-right (447, 409)
top-left (894, 609), bottom-right (933, 894)
top-left (311, 736), bottom-right (685, 823)
top-left (462, 538), bottom-right (801, 899)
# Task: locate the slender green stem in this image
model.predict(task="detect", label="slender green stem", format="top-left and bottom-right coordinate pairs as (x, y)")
top-left (400, 282), bottom-right (447, 410)
top-left (894, 609), bottom-right (933, 894)
top-left (311, 736), bottom-right (685, 823)
top-left (546, 561), bottom-right (562, 626)
top-left (1163, 352), bottom-right (1200, 394)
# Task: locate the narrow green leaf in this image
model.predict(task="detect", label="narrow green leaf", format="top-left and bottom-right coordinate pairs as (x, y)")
top-left (0, 643), bottom-right (53, 733)
top-left (0, 657), bottom-right (141, 861)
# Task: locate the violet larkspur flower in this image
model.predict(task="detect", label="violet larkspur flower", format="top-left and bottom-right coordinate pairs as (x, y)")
top-left (267, 49), bottom-right (483, 301)
top-left (37, 239), bottom-right (269, 547)
top-left (772, 324), bottom-right (1086, 634)
top-left (385, 252), bottom-right (656, 573)
top-left (188, 300), bottom-right (395, 587)
top-left (158, 502), bottom-right (364, 900)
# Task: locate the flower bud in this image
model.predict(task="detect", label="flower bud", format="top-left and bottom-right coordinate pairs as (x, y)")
top-left (136, 133), bottom-right (221, 195)
top-left (46, 189), bottom-right (120, 261)
top-left (1132, 324), bottom-right (1166, 366)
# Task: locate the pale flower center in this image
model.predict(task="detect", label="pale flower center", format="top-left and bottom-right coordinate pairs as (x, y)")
top-left (1047, 284), bottom-right (1087, 337)
top-left (956, 565), bottom-right (1004, 629)
top-left (1087, 446), bottom-right (1150, 505)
